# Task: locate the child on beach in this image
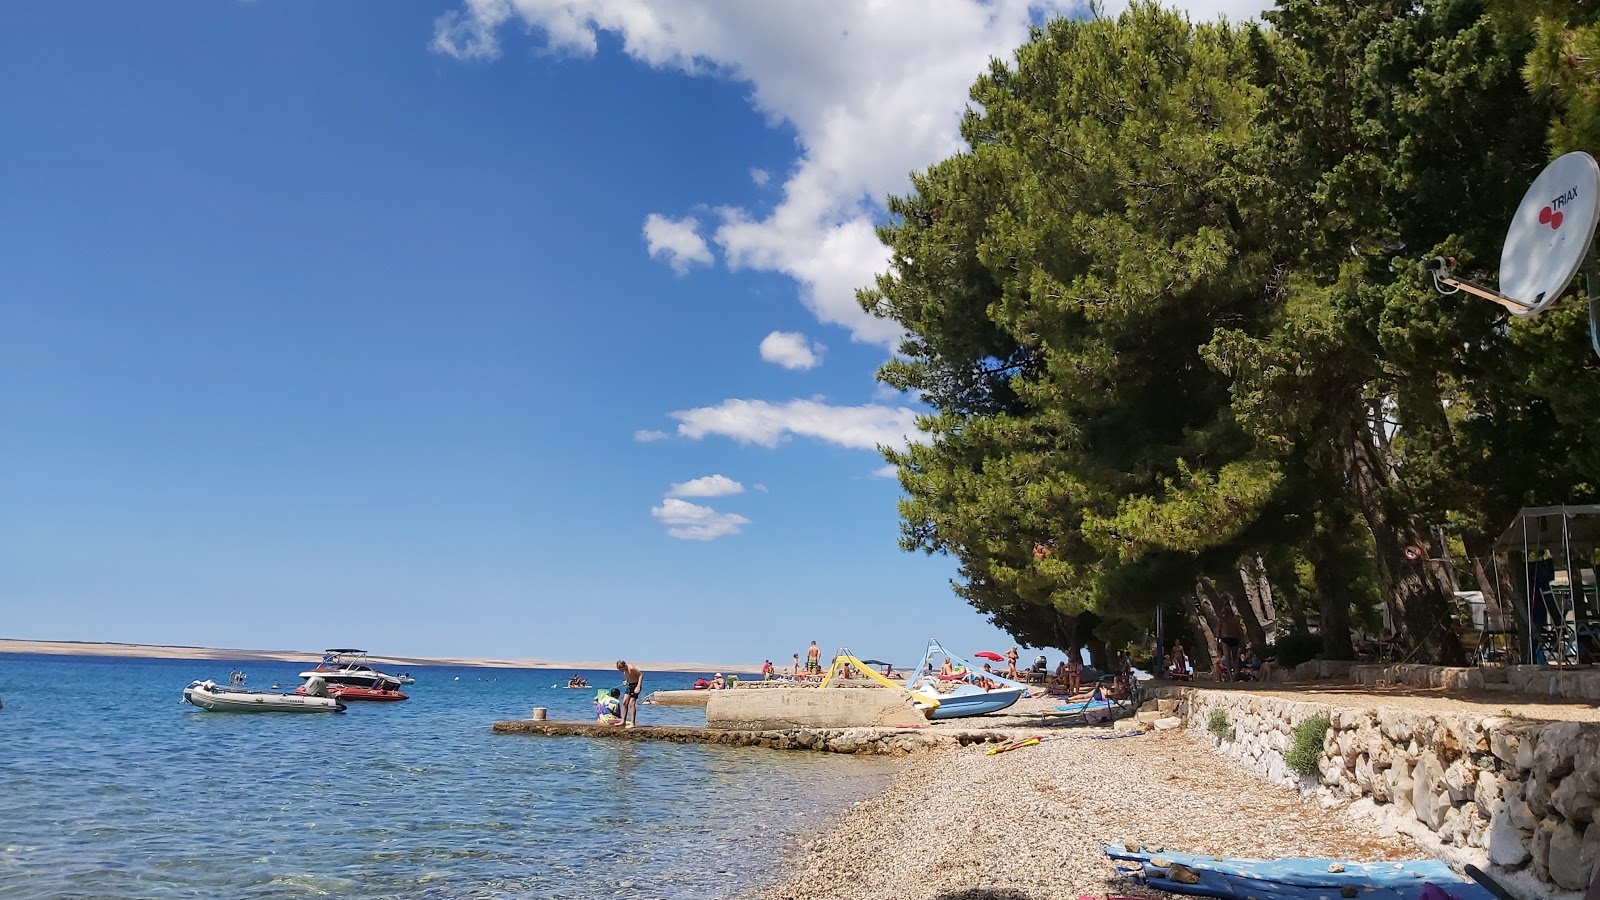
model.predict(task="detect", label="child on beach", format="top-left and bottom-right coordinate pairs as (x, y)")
top-left (595, 689), bottom-right (622, 725)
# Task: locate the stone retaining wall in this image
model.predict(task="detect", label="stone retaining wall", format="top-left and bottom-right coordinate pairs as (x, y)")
top-left (1153, 685), bottom-right (1600, 895)
top-left (492, 718), bottom-right (1017, 755)
top-left (1288, 661), bottom-right (1600, 702)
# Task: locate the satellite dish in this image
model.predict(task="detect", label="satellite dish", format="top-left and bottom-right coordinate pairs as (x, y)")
top-left (1427, 151), bottom-right (1600, 356)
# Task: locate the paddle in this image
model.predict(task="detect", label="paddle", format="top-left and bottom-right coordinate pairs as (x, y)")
top-left (985, 735), bottom-right (1046, 755)
top-left (1463, 865), bottom-right (1518, 900)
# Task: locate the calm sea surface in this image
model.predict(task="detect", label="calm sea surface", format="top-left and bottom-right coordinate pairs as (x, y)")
top-left (0, 653), bottom-right (897, 899)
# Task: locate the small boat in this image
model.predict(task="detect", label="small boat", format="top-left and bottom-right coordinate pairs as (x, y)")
top-left (903, 638), bottom-right (1026, 719)
top-left (396, 673), bottom-right (415, 685)
top-left (1103, 844), bottom-right (1497, 900)
top-left (296, 683), bottom-right (407, 702)
top-left (299, 649), bottom-right (404, 691)
top-left (183, 680), bottom-right (345, 713)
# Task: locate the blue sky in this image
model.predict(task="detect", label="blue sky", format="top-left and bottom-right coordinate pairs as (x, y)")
top-left (0, 1), bottom-right (1262, 666)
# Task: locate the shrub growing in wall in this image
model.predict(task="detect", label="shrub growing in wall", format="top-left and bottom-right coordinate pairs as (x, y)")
top-left (1286, 714), bottom-right (1331, 778)
top-left (1207, 708), bottom-right (1236, 742)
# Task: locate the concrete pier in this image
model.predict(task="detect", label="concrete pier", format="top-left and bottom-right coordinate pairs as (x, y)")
top-left (491, 719), bottom-right (1026, 755)
top-left (647, 689), bottom-right (711, 706)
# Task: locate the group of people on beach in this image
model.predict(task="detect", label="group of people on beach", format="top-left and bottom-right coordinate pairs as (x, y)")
top-left (1165, 610), bottom-right (1279, 683)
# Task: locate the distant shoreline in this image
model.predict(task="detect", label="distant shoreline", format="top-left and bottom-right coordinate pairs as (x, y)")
top-left (0, 639), bottom-right (760, 675)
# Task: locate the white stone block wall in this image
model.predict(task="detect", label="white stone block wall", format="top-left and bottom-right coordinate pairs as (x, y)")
top-left (1155, 686), bottom-right (1600, 894)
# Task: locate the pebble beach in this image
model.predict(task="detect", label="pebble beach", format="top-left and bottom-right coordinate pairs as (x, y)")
top-left (753, 695), bottom-right (1421, 900)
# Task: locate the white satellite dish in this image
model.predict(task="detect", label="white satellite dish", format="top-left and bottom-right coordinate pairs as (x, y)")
top-left (1428, 151), bottom-right (1600, 356)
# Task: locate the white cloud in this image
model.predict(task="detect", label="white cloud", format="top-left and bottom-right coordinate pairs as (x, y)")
top-left (633, 428), bottom-right (670, 442)
top-left (750, 168), bottom-right (770, 186)
top-left (642, 213), bottom-right (713, 275)
top-left (431, 0), bottom-right (514, 60)
top-left (671, 398), bottom-right (920, 450)
top-left (872, 464), bottom-right (899, 479)
top-left (759, 331), bottom-right (823, 370)
top-left (433, 2), bottom-right (1271, 343)
top-left (651, 497), bottom-right (750, 541)
top-left (666, 474), bottom-right (745, 498)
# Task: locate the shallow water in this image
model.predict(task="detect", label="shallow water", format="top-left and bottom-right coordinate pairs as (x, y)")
top-left (0, 653), bottom-right (896, 898)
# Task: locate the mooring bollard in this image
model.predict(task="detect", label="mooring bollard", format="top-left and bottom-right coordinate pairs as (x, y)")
top-left (531, 707), bottom-right (547, 721)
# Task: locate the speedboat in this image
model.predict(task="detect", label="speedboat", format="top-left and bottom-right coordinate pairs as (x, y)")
top-left (183, 680), bottom-right (345, 713)
top-left (296, 683), bottom-right (407, 702)
top-left (299, 649), bottom-right (403, 691)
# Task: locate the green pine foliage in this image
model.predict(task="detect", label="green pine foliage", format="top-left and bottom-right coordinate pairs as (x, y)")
top-left (865, 0), bottom-right (1600, 664)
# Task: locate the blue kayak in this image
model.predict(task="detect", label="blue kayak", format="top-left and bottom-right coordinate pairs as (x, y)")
top-left (1052, 699), bottom-right (1118, 714)
top-left (1102, 844), bottom-right (1496, 900)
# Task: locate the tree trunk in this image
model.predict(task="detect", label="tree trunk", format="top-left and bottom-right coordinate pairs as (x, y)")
top-left (1203, 574), bottom-right (1267, 652)
top-left (1179, 591), bottom-right (1216, 672)
top-left (1310, 526), bottom-right (1356, 661)
top-left (1238, 554), bottom-right (1278, 644)
top-left (1266, 549), bottom-right (1309, 634)
top-left (1341, 413), bottom-right (1466, 664)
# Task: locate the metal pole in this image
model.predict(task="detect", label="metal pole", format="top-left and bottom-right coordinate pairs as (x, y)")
top-left (1524, 516), bottom-right (1534, 665)
top-left (1492, 551), bottom-right (1507, 664)
top-left (1563, 508), bottom-right (1577, 666)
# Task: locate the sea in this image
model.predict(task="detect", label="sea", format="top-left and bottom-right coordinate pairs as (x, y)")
top-left (0, 653), bottom-right (899, 899)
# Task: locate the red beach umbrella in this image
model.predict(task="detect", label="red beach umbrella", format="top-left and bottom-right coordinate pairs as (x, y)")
top-left (974, 651), bottom-right (1005, 662)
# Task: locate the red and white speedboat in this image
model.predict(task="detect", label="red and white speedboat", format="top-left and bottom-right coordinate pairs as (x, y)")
top-left (297, 649), bottom-right (409, 701)
top-left (296, 683), bottom-right (408, 702)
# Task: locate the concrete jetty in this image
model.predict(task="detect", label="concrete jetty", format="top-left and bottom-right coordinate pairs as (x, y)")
top-left (491, 719), bottom-right (1026, 755)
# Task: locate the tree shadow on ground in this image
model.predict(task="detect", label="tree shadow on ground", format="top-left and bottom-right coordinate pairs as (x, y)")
top-left (933, 890), bottom-right (1034, 900)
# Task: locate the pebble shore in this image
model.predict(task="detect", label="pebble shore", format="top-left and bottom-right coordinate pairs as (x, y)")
top-left (752, 696), bottom-right (1423, 900)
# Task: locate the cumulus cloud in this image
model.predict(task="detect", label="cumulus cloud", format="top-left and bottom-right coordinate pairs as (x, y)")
top-left (643, 213), bottom-right (714, 275)
top-left (651, 497), bottom-right (750, 541)
top-left (759, 331), bottom-right (823, 370)
top-left (750, 168), bottom-right (770, 186)
top-left (671, 398), bottom-right (920, 450)
top-left (432, 2), bottom-right (1272, 343)
top-left (666, 474), bottom-right (745, 498)
top-left (872, 464), bottom-right (899, 479)
top-left (633, 428), bottom-right (670, 442)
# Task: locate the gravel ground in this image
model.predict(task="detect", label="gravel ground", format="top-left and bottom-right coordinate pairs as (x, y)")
top-left (751, 726), bottom-right (1422, 900)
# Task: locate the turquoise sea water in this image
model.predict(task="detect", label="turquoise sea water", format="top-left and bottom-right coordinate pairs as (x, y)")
top-left (0, 653), bottom-right (897, 899)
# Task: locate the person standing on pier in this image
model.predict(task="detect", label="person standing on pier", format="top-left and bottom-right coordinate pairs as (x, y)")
top-left (806, 641), bottom-right (821, 677)
top-left (615, 660), bottom-right (643, 729)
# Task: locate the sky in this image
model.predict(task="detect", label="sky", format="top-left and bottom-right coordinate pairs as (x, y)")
top-left (0, 0), bottom-right (1270, 666)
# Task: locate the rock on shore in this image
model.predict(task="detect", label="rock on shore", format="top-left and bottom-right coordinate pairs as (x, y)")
top-left (752, 728), bottom-right (1421, 900)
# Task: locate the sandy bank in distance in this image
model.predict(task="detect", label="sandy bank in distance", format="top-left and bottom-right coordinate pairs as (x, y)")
top-left (0, 639), bottom-right (760, 674)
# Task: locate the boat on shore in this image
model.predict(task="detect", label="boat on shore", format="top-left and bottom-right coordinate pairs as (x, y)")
top-left (902, 639), bottom-right (1026, 719)
top-left (183, 680), bottom-right (346, 713)
top-left (1103, 844), bottom-right (1497, 900)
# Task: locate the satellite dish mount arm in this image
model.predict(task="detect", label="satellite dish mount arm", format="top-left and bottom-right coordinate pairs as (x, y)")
top-left (1425, 257), bottom-right (1541, 315)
